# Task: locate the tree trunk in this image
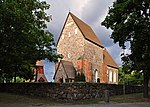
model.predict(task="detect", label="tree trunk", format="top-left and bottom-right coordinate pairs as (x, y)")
top-left (143, 71), bottom-right (149, 98)
top-left (14, 71), bottom-right (16, 83)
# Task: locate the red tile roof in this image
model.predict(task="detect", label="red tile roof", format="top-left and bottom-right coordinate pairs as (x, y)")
top-left (103, 49), bottom-right (118, 69)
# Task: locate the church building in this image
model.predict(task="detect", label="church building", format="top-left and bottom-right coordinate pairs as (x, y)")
top-left (53, 12), bottom-right (118, 84)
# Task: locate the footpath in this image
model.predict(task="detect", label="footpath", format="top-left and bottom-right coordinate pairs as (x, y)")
top-left (0, 102), bottom-right (150, 107)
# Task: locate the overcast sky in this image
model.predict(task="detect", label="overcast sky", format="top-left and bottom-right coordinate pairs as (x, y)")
top-left (44, 0), bottom-right (124, 82)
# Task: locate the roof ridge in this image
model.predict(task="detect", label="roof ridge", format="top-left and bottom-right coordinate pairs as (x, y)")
top-left (69, 12), bottom-right (91, 28)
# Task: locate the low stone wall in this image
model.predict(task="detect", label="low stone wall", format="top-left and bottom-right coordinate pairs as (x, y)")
top-left (0, 83), bottom-right (143, 100)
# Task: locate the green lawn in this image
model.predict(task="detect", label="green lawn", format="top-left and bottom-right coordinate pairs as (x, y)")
top-left (0, 93), bottom-right (64, 105)
top-left (0, 92), bottom-right (150, 105)
top-left (110, 93), bottom-right (150, 103)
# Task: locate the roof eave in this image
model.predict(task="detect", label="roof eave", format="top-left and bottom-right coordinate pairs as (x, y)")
top-left (85, 38), bottom-right (104, 48)
top-left (107, 64), bottom-right (119, 69)
top-left (56, 12), bottom-right (70, 46)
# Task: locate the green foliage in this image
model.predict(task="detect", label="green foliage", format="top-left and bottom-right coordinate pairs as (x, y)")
top-left (11, 77), bottom-right (25, 83)
top-left (0, 0), bottom-right (60, 82)
top-left (102, 0), bottom-right (150, 70)
top-left (0, 69), bottom-right (4, 83)
top-left (118, 67), bottom-right (143, 85)
top-left (102, 0), bottom-right (150, 97)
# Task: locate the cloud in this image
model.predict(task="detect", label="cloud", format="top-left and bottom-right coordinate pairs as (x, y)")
top-left (81, 0), bottom-right (114, 25)
top-left (45, 0), bottom-right (90, 42)
top-left (75, 0), bottom-right (116, 47)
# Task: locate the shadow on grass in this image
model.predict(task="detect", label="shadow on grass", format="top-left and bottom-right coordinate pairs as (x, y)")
top-left (0, 92), bottom-right (150, 105)
top-left (110, 93), bottom-right (150, 103)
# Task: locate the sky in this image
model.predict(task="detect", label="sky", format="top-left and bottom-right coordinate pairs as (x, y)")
top-left (43, 0), bottom-right (126, 82)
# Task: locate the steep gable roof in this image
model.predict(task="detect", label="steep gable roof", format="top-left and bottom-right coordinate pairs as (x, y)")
top-left (61, 60), bottom-right (76, 79)
top-left (57, 12), bottom-right (104, 48)
top-left (54, 60), bottom-right (76, 79)
top-left (70, 13), bottom-right (103, 48)
top-left (103, 49), bottom-right (118, 69)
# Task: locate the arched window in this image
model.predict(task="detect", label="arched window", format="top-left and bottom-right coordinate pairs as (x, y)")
top-left (68, 32), bottom-right (71, 37)
top-left (113, 71), bottom-right (116, 83)
top-left (95, 70), bottom-right (98, 83)
top-left (109, 70), bottom-right (112, 82)
top-left (68, 53), bottom-right (71, 58)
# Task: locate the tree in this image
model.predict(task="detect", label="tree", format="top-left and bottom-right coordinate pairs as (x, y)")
top-left (0, 0), bottom-right (60, 82)
top-left (102, 0), bottom-right (150, 97)
top-left (118, 67), bottom-right (143, 85)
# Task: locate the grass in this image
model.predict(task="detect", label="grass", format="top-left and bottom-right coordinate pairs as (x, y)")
top-left (110, 93), bottom-right (150, 103)
top-left (0, 92), bottom-right (150, 105)
top-left (0, 93), bottom-right (65, 105)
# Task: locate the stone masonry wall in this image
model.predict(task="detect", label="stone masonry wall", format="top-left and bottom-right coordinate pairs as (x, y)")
top-left (0, 83), bottom-right (143, 101)
top-left (57, 15), bottom-right (85, 68)
top-left (84, 40), bottom-right (103, 82)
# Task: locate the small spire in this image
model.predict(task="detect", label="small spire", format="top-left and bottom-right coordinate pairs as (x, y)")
top-left (69, 8), bottom-right (71, 12)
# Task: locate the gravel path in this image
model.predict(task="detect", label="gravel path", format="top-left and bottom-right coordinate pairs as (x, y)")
top-left (0, 102), bottom-right (150, 107)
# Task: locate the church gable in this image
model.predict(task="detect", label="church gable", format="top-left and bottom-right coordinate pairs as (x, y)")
top-left (54, 62), bottom-right (67, 82)
top-left (57, 13), bottom-right (85, 67)
top-left (57, 14), bottom-right (84, 46)
top-left (54, 60), bottom-right (76, 83)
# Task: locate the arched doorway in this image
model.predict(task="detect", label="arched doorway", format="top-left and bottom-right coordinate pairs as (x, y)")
top-left (59, 77), bottom-right (63, 83)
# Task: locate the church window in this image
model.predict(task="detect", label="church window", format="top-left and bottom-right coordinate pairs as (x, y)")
top-left (113, 71), bottom-right (116, 83)
top-left (75, 28), bottom-right (78, 34)
top-left (68, 53), bottom-right (71, 58)
top-left (68, 32), bottom-right (71, 37)
top-left (66, 22), bottom-right (73, 27)
top-left (95, 70), bottom-right (98, 83)
top-left (109, 70), bottom-right (112, 82)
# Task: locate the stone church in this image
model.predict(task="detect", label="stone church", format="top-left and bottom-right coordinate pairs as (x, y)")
top-left (53, 12), bottom-right (118, 84)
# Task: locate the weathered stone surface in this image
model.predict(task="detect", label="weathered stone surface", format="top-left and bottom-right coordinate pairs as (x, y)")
top-left (0, 83), bottom-right (144, 101)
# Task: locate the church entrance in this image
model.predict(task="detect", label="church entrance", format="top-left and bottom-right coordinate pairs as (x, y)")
top-left (95, 69), bottom-right (100, 83)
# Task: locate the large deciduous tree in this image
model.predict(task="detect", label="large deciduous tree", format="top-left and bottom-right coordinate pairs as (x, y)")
top-left (102, 0), bottom-right (150, 98)
top-left (0, 0), bottom-right (60, 82)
